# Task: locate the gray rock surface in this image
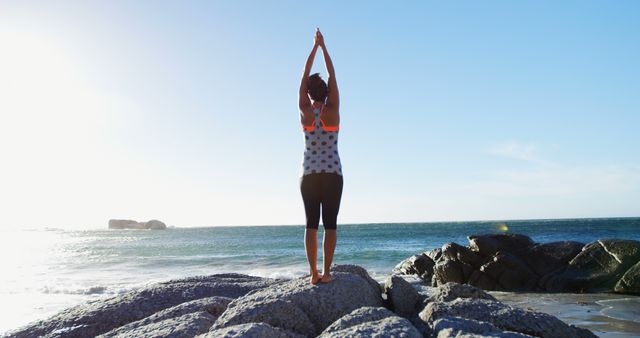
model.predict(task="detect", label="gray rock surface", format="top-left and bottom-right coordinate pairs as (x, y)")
top-left (425, 282), bottom-right (497, 304)
top-left (211, 265), bottom-right (384, 337)
top-left (420, 297), bottom-right (596, 338)
top-left (432, 316), bottom-right (533, 338)
top-left (97, 296), bottom-right (232, 337)
top-left (198, 322), bottom-right (305, 338)
top-left (384, 275), bottom-right (422, 318)
top-left (318, 306), bottom-right (422, 338)
top-left (6, 274), bottom-right (278, 338)
top-left (98, 311), bottom-right (215, 338)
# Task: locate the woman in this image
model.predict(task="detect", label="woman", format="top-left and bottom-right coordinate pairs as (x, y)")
top-left (299, 28), bottom-right (343, 285)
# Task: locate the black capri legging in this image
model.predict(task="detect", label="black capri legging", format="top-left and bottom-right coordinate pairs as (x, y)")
top-left (300, 173), bottom-right (344, 230)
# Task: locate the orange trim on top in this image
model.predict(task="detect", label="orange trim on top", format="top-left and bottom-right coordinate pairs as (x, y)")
top-left (319, 104), bottom-right (340, 132)
top-left (301, 104), bottom-right (339, 132)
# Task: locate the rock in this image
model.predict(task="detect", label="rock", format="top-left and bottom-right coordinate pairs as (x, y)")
top-left (433, 316), bottom-right (533, 338)
top-left (97, 296), bottom-right (232, 337)
top-left (6, 273), bottom-right (278, 338)
top-left (199, 322), bottom-right (305, 338)
top-left (393, 253), bottom-right (435, 281)
top-left (481, 252), bottom-right (538, 291)
top-left (522, 241), bottom-right (584, 277)
top-left (420, 297), bottom-right (596, 338)
top-left (614, 261), bottom-right (640, 295)
top-left (332, 264), bottom-right (382, 294)
top-left (108, 219), bottom-right (167, 230)
top-left (146, 219), bottom-right (167, 230)
top-left (108, 219), bottom-right (142, 229)
top-left (426, 282), bottom-right (497, 303)
top-left (211, 265), bottom-right (384, 337)
top-left (97, 311), bottom-right (215, 338)
top-left (468, 234), bottom-right (534, 257)
top-left (433, 257), bottom-right (466, 285)
top-left (318, 306), bottom-right (422, 338)
top-left (384, 275), bottom-right (423, 318)
top-left (443, 242), bottom-right (485, 268)
top-left (544, 239), bottom-right (640, 292)
top-left (467, 270), bottom-right (497, 290)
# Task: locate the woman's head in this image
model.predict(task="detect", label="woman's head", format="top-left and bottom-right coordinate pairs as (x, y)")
top-left (308, 73), bottom-right (327, 102)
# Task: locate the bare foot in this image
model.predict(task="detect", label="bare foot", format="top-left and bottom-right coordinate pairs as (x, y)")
top-left (310, 272), bottom-right (322, 285)
top-left (319, 273), bottom-right (332, 283)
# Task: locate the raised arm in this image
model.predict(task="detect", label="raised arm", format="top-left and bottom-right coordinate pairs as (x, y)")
top-left (317, 30), bottom-right (339, 111)
top-left (299, 43), bottom-right (319, 115)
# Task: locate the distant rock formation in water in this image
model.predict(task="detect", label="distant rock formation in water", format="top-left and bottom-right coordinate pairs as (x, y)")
top-left (108, 219), bottom-right (167, 230)
top-left (393, 233), bottom-right (640, 295)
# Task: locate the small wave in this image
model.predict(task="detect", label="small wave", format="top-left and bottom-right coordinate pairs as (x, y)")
top-left (596, 298), bottom-right (640, 323)
top-left (39, 284), bottom-right (131, 296)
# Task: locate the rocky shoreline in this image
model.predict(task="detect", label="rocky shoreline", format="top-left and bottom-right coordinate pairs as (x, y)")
top-left (5, 233), bottom-right (639, 338)
top-left (5, 269), bottom-right (596, 338)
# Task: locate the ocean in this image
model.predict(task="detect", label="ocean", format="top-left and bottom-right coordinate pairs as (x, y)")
top-left (1, 217), bottom-right (639, 336)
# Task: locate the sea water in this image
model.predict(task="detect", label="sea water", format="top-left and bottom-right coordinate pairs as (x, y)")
top-left (1, 218), bottom-right (639, 335)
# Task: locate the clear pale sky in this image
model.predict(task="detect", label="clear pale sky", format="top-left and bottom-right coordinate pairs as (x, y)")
top-left (1, 1), bottom-right (638, 229)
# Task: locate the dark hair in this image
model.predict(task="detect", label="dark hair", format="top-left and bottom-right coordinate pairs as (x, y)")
top-left (308, 73), bottom-right (328, 102)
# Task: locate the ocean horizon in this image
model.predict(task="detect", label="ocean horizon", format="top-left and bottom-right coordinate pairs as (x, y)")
top-left (2, 217), bottom-right (640, 336)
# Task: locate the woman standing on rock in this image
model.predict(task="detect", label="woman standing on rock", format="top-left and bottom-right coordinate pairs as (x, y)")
top-left (299, 28), bottom-right (343, 285)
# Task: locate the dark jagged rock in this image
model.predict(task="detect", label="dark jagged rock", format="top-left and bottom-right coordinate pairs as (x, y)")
top-left (393, 253), bottom-right (435, 281)
top-left (543, 239), bottom-right (640, 292)
top-left (615, 261), bottom-right (640, 294)
top-left (210, 265), bottom-right (384, 337)
top-left (523, 241), bottom-right (584, 277)
top-left (481, 252), bottom-right (538, 291)
top-left (6, 274), bottom-right (279, 338)
top-left (468, 234), bottom-right (535, 256)
top-left (393, 234), bottom-right (640, 295)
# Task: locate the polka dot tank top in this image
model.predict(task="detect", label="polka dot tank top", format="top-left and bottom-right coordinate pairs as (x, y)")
top-left (301, 105), bottom-right (342, 177)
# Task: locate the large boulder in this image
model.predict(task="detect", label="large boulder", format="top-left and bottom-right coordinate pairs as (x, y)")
top-left (318, 307), bottom-right (422, 338)
top-left (522, 241), bottom-right (584, 277)
top-left (6, 274), bottom-right (278, 338)
top-left (210, 265), bottom-right (384, 337)
top-left (614, 261), bottom-right (640, 294)
top-left (384, 275), bottom-right (423, 318)
top-left (468, 234), bottom-right (534, 257)
top-left (393, 253), bottom-right (435, 281)
top-left (199, 322), bottom-right (304, 338)
top-left (480, 252), bottom-right (538, 291)
top-left (425, 282), bottom-right (497, 304)
top-left (96, 311), bottom-right (216, 338)
top-left (543, 239), bottom-right (640, 292)
top-left (432, 316), bottom-right (533, 338)
top-left (97, 296), bottom-right (232, 337)
top-left (420, 297), bottom-right (596, 338)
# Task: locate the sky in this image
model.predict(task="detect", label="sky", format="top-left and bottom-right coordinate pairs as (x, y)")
top-left (0, 1), bottom-right (638, 229)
